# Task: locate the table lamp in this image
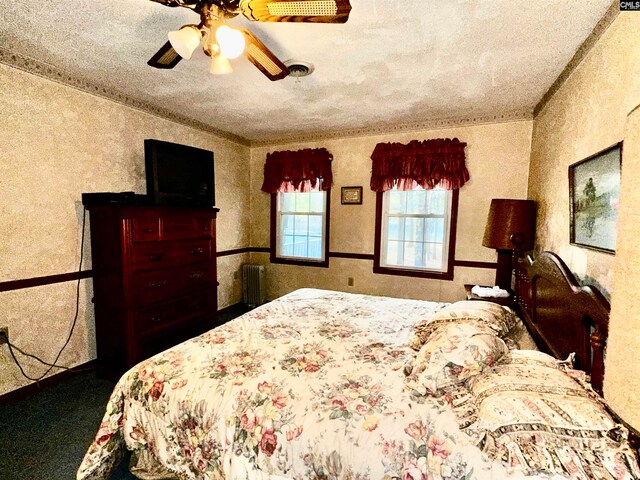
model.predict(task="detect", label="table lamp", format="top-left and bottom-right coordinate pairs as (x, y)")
top-left (482, 199), bottom-right (536, 290)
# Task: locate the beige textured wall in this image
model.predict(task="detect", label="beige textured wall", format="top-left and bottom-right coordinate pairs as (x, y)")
top-left (250, 120), bottom-right (533, 303)
top-left (0, 64), bottom-right (251, 395)
top-left (527, 13), bottom-right (640, 429)
top-left (528, 14), bottom-right (640, 296)
top-left (606, 106), bottom-right (640, 429)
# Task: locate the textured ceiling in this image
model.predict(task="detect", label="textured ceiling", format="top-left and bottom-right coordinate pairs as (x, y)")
top-left (0, 0), bottom-right (613, 143)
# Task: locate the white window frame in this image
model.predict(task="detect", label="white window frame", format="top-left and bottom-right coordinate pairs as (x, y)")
top-left (380, 187), bottom-right (453, 273)
top-left (275, 190), bottom-right (328, 263)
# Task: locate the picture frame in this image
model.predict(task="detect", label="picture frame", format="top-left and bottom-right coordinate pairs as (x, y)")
top-left (569, 142), bottom-right (622, 254)
top-left (341, 186), bottom-right (363, 205)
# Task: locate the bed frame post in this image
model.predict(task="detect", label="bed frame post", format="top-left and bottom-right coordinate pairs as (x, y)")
top-left (589, 326), bottom-right (606, 395)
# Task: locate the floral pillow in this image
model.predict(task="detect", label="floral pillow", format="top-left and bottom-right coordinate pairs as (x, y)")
top-left (404, 322), bottom-right (509, 396)
top-left (462, 351), bottom-right (640, 479)
top-left (409, 301), bottom-right (518, 351)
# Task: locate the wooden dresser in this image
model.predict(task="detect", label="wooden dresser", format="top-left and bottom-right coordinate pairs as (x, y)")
top-left (86, 205), bottom-right (219, 378)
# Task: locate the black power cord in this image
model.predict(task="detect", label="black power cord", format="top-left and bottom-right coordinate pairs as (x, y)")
top-left (3, 207), bottom-right (88, 381)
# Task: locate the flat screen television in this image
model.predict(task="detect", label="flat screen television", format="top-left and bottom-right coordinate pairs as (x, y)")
top-left (145, 139), bottom-right (215, 207)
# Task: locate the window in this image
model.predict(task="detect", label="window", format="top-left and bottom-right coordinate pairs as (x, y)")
top-left (270, 188), bottom-right (330, 267)
top-left (374, 186), bottom-right (458, 279)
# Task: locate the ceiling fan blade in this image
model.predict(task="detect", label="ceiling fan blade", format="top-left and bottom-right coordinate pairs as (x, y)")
top-left (240, 29), bottom-right (290, 81)
top-left (240, 0), bottom-right (352, 23)
top-left (148, 0), bottom-right (200, 9)
top-left (147, 41), bottom-right (182, 69)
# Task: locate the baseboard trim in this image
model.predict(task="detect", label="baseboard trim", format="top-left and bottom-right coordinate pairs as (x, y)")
top-left (0, 359), bottom-right (98, 405)
top-left (217, 301), bottom-right (244, 316)
top-left (0, 302), bottom-right (250, 405)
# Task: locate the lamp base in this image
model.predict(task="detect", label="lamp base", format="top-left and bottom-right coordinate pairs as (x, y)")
top-left (495, 250), bottom-right (513, 290)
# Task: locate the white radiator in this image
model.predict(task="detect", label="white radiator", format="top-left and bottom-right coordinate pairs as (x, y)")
top-left (242, 264), bottom-right (266, 307)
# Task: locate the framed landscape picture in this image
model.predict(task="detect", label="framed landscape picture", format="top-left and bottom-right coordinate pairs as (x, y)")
top-left (569, 142), bottom-right (622, 254)
top-left (341, 186), bottom-right (363, 205)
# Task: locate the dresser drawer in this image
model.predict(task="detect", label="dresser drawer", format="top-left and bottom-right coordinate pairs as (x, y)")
top-left (173, 240), bottom-right (212, 266)
top-left (180, 263), bottom-right (214, 290)
top-left (135, 293), bottom-right (213, 335)
top-left (163, 215), bottom-right (213, 240)
top-left (132, 217), bottom-right (161, 242)
top-left (132, 263), bottom-right (214, 306)
top-left (131, 240), bottom-right (212, 272)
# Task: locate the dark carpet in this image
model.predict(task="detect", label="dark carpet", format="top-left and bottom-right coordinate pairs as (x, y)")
top-left (0, 305), bottom-right (248, 480)
top-left (0, 369), bottom-right (135, 480)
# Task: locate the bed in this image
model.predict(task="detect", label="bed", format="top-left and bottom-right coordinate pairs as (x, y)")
top-left (78, 252), bottom-right (640, 480)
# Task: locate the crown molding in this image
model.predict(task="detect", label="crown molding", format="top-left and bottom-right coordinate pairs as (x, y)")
top-left (534, 1), bottom-right (619, 118)
top-left (0, 48), bottom-right (534, 149)
top-left (249, 110), bottom-right (533, 147)
top-left (0, 48), bottom-right (251, 147)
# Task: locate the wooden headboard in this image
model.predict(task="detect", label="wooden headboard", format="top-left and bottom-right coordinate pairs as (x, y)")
top-left (514, 251), bottom-right (640, 448)
top-left (513, 251), bottom-right (609, 394)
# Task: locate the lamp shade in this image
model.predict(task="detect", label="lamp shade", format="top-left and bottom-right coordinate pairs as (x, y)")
top-left (483, 199), bottom-right (536, 251)
top-left (168, 25), bottom-right (202, 60)
top-left (210, 54), bottom-right (232, 75)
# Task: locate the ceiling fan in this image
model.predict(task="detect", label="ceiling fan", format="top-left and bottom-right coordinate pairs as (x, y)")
top-left (147, 0), bottom-right (353, 81)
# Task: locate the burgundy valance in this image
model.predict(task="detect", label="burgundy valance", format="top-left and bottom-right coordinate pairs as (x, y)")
top-left (370, 138), bottom-right (469, 192)
top-left (261, 148), bottom-right (333, 193)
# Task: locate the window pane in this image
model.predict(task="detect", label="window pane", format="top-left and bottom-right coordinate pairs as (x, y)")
top-left (281, 235), bottom-right (295, 257)
top-left (427, 189), bottom-right (446, 215)
top-left (425, 218), bottom-right (444, 242)
top-left (294, 192), bottom-right (310, 212)
top-left (308, 238), bottom-right (322, 259)
top-left (281, 192), bottom-right (295, 212)
top-left (406, 189), bottom-right (427, 214)
top-left (404, 217), bottom-right (425, 242)
top-left (403, 241), bottom-right (426, 268)
top-left (293, 236), bottom-right (308, 257)
top-left (424, 243), bottom-right (443, 268)
top-left (276, 190), bottom-right (327, 262)
top-left (388, 190), bottom-right (407, 214)
top-left (294, 215), bottom-right (309, 236)
top-left (281, 214), bottom-right (294, 236)
top-left (309, 215), bottom-right (323, 236)
top-left (309, 191), bottom-right (324, 213)
top-left (386, 240), bottom-right (401, 265)
top-left (387, 217), bottom-right (403, 241)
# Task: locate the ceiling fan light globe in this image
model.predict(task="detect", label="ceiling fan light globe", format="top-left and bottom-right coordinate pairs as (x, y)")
top-left (168, 25), bottom-right (202, 60)
top-left (215, 25), bottom-right (246, 59)
top-left (210, 54), bottom-right (233, 75)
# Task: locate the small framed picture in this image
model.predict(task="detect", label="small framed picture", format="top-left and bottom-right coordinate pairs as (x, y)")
top-left (569, 142), bottom-right (622, 254)
top-left (341, 186), bottom-right (363, 205)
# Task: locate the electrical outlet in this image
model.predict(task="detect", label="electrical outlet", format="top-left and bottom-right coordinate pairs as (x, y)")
top-left (348, 277), bottom-right (354, 287)
top-left (0, 327), bottom-right (8, 346)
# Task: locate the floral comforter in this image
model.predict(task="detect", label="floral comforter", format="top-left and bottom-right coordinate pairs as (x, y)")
top-left (78, 289), bottom-right (588, 480)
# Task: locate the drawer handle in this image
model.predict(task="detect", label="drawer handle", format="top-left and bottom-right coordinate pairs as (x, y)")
top-left (201, 225), bottom-right (209, 231)
top-left (190, 248), bottom-right (205, 256)
top-left (150, 316), bottom-right (164, 324)
top-left (189, 303), bottom-right (202, 311)
top-left (189, 271), bottom-right (204, 280)
top-left (144, 228), bottom-right (155, 234)
top-left (149, 280), bottom-right (167, 289)
top-left (149, 254), bottom-right (164, 261)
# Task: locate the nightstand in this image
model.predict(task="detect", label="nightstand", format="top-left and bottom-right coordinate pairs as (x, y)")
top-left (464, 284), bottom-right (515, 308)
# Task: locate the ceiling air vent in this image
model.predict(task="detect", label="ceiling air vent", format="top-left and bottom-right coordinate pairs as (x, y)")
top-left (284, 60), bottom-right (314, 78)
